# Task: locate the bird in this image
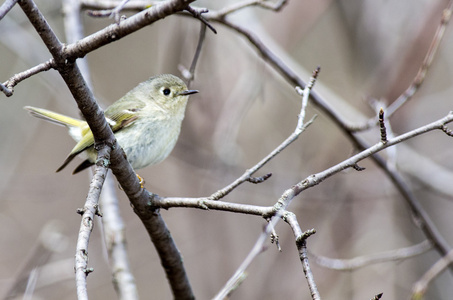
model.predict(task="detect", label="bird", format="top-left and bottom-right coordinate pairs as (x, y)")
top-left (24, 74), bottom-right (198, 176)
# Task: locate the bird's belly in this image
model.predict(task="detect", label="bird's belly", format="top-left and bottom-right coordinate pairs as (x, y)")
top-left (115, 121), bottom-right (181, 170)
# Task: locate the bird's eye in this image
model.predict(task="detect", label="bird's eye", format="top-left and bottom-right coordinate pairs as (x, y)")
top-left (162, 88), bottom-right (171, 96)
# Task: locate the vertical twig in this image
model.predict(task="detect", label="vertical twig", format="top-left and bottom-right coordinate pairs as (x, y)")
top-left (285, 212), bottom-right (320, 300)
top-left (75, 147), bottom-right (111, 299)
top-left (296, 229), bottom-right (319, 300)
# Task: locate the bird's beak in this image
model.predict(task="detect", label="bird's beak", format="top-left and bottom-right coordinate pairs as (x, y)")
top-left (179, 89), bottom-right (198, 96)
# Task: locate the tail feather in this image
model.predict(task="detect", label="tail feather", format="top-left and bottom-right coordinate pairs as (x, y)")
top-left (25, 106), bottom-right (88, 173)
top-left (24, 106), bottom-right (83, 128)
top-left (55, 152), bottom-right (80, 173)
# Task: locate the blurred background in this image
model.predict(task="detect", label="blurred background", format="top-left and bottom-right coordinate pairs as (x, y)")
top-left (1, 0), bottom-right (453, 299)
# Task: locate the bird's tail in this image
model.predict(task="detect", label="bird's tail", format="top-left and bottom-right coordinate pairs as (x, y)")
top-left (24, 106), bottom-right (83, 128)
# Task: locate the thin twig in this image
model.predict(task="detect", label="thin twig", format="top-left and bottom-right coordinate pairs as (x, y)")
top-left (2, 221), bottom-right (68, 299)
top-left (2, 60), bottom-right (55, 96)
top-left (81, 0), bottom-right (288, 19)
top-left (295, 66), bottom-right (320, 129)
top-left (275, 112), bottom-right (453, 210)
top-left (297, 231), bottom-right (320, 300)
top-left (209, 0), bottom-right (288, 20)
top-left (209, 68), bottom-right (320, 200)
top-left (286, 212), bottom-right (320, 300)
top-left (387, 2), bottom-right (453, 117)
top-left (350, 0), bottom-right (453, 132)
top-left (100, 172), bottom-right (139, 300)
top-left (87, 0), bottom-right (130, 23)
top-left (209, 114), bottom-right (316, 200)
top-left (313, 240), bottom-right (432, 271)
top-left (179, 21), bottom-right (207, 86)
top-left (74, 145), bottom-right (111, 299)
top-left (185, 6), bottom-right (216, 34)
top-left (411, 249), bottom-right (453, 300)
top-left (81, 0), bottom-right (158, 11)
top-left (213, 212), bottom-right (283, 300)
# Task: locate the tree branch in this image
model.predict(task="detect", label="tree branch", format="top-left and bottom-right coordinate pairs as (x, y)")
top-left (412, 249), bottom-right (453, 299)
top-left (74, 146), bottom-right (111, 299)
top-left (206, 9), bottom-right (453, 268)
top-left (313, 240), bottom-right (432, 271)
top-left (349, 0), bottom-right (453, 132)
top-left (18, 0), bottom-right (196, 298)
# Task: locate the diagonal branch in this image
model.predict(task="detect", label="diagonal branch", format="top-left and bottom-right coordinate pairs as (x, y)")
top-left (412, 249), bottom-right (453, 299)
top-left (64, 0), bottom-right (197, 60)
top-left (206, 11), bottom-right (453, 268)
top-left (0, 0), bottom-right (18, 20)
top-left (349, 0), bottom-right (453, 132)
top-left (209, 67), bottom-right (320, 200)
top-left (18, 0), bottom-right (196, 298)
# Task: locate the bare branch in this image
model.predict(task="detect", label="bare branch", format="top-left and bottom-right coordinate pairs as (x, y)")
top-left (185, 6), bottom-right (217, 34)
top-left (100, 172), bottom-right (139, 300)
top-left (81, 0), bottom-right (158, 11)
top-left (2, 60), bottom-right (55, 96)
top-left (64, 0), bottom-right (196, 60)
top-left (156, 196), bottom-right (275, 216)
top-left (350, 0), bottom-right (453, 132)
top-left (179, 21), bottom-right (207, 86)
top-left (208, 0), bottom-right (288, 20)
top-left (387, 2), bottom-right (453, 117)
top-left (313, 240), bottom-right (432, 271)
top-left (0, 81), bottom-right (13, 97)
top-left (246, 173), bottom-right (272, 184)
top-left (286, 212), bottom-right (320, 300)
top-left (296, 229), bottom-right (320, 300)
top-left (2, 221), bottom-right (68, 299)
top-left (213, 212), bottom-right (283, 300)
top-left (209, 115), bottom-right (316, 200)
top-left (412, 249), bottom-right (453, 299)
top-left (295, 66), bottom-right (320, 129)
top-left (276, 112), bottom-right (453, 210)
top-left (0, 0), bottom-right (17, 20)
top-left (87, 0), bottom-right (130, 23)
top-left (206, 11), bottom-right (453, 266)
top-left (75, 145), bottom-right (111, 299)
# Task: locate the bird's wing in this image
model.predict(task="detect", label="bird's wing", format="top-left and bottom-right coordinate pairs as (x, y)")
top-left (56, 100), bottom-right (146, 172)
